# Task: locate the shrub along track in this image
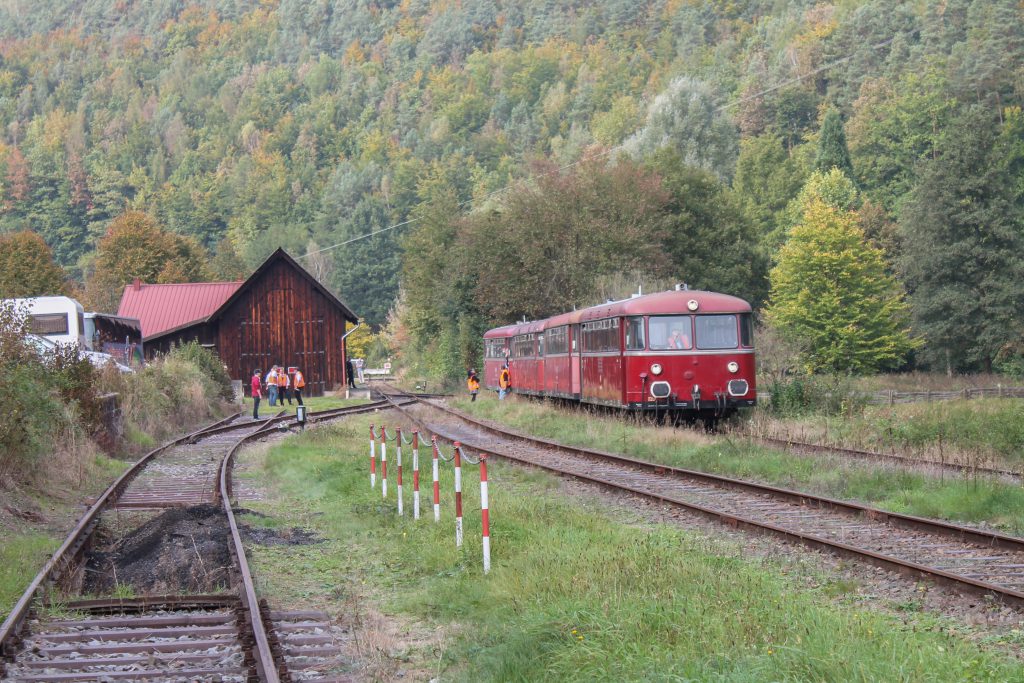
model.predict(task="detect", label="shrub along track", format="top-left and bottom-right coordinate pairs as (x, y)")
top-left (378, 387), bottom-right (1024, 614)
top-left (0, 401), bottom-right (404, 683)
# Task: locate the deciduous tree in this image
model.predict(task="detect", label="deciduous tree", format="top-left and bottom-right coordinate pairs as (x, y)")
top-left (0, 231), bottom-right (68, 297)
top-left (83, 211), bottom-right (209, 312)
top-left (766, 195), bottom-right (916, 374)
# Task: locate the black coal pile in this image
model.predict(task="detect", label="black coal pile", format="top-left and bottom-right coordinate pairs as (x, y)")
top-left (84, 505), bottom-right (232, 595)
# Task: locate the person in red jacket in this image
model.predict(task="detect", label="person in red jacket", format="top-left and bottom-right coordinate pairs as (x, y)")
top-left (251, 369), bottom-right (263, 419)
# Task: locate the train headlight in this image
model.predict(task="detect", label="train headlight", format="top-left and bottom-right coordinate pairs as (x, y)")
top-left (687, 299), bottom-right (699, 311)
top-left (727, 361), bottom-right (739, 373)
top-left (650, 363), bottom-right (663, 376)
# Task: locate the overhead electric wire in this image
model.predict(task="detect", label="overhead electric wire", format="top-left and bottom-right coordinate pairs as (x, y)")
top-left (297, 36), bottom-right (896, 261)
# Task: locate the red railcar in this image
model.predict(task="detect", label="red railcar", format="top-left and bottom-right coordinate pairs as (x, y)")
top-left (483, 289), bottom-right (757, 421)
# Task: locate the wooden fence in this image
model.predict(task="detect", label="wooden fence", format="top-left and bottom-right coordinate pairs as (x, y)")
top-left (865, 386), bottom-right (1024, 406)
top-left (760, 385), bottom-right (1024, 406)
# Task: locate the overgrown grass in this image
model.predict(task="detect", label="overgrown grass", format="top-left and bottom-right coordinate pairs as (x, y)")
top-left (785, 399), bottom-right (1024, 465)
top-left (0, 532), bottom-right (58, 622)
top-left (454, 395), bottom-right (1024, 534)
top-left (849, 372), bottom-right (1020, 393)
top-left (245, 418), bottom-right (1024, 681)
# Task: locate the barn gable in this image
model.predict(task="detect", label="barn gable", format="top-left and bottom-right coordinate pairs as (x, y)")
top-left (143, 248), bottom-right (359, 395)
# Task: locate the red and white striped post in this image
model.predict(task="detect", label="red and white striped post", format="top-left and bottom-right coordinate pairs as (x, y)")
top-left (368, 424), bottom-right (377, 489)
top-left (412, 431), bottom-right (421, 520)
top-left (395, 428), bottom-right (404, 516)
top-left (431, 436), bottom-right (440, 523)
top-left (380, 427), bottom-right (388, 499)
top-left (454, 442), bottom-right (464, 548)
top-left (480, 454), bottom-right (490, 574)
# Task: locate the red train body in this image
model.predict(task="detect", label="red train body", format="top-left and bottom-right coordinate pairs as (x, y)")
top-left (483, 289), bottom-right (757, 420)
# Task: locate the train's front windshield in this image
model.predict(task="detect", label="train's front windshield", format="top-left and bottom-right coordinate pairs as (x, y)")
top-left (695, 315), bottom-right (739, 349)
top-left (649, 316), bottom-right (692, 350)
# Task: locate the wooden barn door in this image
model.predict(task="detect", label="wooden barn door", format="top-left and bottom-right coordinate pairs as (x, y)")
top-left (239, 320), bottom-right (271, 388)
top-left (294, 318), bottom-right (326, 395)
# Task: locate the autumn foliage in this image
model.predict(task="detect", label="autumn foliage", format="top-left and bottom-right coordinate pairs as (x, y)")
top-left (83, 212), bottom-right (210, 312)
top-left (0, 231), bottom-right (68, 298)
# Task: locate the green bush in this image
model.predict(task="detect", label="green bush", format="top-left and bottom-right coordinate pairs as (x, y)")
top-left (765, 374), bottom-right (867, 417)
top-left (167, 341), bottom-right (234, 401)
top-left (0, 302), bottom-right (82, 481)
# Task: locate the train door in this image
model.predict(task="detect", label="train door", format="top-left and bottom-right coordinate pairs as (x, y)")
top-left (571, 324), bottom-right (581, 398)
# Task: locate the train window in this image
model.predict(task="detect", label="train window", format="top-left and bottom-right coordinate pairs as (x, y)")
top-left (625, 317), bottom-right (645, 350)
top-left (695, 315), bottom-right (739, 349)
top-left (740, 313), bottom-right (754, 347)
top-left (581, 318), bottom-right (620, 352)
top-left (29, 313), bottom-right (69, 336)
top-left (512, 334), bottom-right (535, 358)
top-left (546, 326), bottom-right (569, 355)
top-left (538, 334), bottom-right (545, 357)
top-left (649, 316), bottom-right (692, 350)
top-left (486, 339), bottom-right (509, 358)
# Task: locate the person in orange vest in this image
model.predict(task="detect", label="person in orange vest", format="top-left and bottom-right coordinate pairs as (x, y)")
top-left (292, 367), bottom-right (305, 406)
top-left (265, 366), bottom-right (279, 406)
top-left (467, 369), bottom-right (480, 402)
top-left (498, 363), bottom-right (511, 400)
top-left (277, 366), bottom-right (290, 405)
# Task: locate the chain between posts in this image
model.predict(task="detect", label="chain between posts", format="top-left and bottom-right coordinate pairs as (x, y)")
top-left (455, 443), bottom-right (480, 465)
top-left (434, 441), bottom-right (456, 463)
top-left (364, 421), bottom-right (491, 572)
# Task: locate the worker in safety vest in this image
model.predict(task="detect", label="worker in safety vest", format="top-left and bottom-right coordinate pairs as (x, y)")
top-left (499, 364), bottom-right (511, 400)
top-left (467, 369), bottom-right (480, 402)
top-left (251, 369), bottom-right (263, 419)
top-left (265, 367), bottom-right (279, 406)
top-left (277, 366), bottom-right (290, 405)
top-left (293, 367), bottom-right (306, 406)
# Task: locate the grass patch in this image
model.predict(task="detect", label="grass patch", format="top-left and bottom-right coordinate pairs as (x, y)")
top-left (253, 395), bottom-right (369, 415)
top-left (453, 395), bottom-right (1024, 534)
top-left (830, 400), bottom-right (1024, 463)
top-left (0, 532), bottom-right (58, 622)
top-left (245, 417), bottom-right (1024, 682)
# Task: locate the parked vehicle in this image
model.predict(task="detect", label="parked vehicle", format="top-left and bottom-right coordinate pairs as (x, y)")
top-left (7, 296), bottom-right (87, 347)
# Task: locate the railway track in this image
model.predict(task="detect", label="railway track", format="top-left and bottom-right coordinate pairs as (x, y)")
top-left (0, 401), bottom-right (397, 682)
top-left (378, 387), bottom-right (1024, 612)
top-left (741, 433), bottom-right (1023, 483)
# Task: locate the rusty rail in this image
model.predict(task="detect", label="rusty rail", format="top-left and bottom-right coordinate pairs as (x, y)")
top-left (379, 387), bottom-right (1024, 611)
top-left (1, 400), bottom-right (392, 680)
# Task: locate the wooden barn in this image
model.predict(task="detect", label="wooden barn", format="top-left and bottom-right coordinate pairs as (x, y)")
top-left (118, 248), bottom-right (359, 396)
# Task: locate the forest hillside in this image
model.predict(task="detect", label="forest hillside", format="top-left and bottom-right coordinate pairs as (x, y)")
top-left (0, 0), bottom-right (1021, 377)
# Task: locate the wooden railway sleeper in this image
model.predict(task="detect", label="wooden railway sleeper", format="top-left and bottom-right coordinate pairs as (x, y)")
top-left (260, 598), bottom-right (293, 683)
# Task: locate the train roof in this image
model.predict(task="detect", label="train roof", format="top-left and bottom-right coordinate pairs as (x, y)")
top-left (578, 289), bottom-right (750, 321)
top-left (483, 324), bottom-right (519, 340)
top-left (483, 289), bottom-right (752, 338)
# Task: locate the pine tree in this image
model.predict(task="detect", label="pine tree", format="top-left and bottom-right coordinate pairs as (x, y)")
top-left (900, 107), bottom-right (1024, 373)
top-left (766, 196), bottom-right (916, 375)
top-left (815, 108), bottom-right (855, 178)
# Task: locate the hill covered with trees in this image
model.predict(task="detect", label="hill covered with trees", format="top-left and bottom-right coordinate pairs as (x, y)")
top-left (0, 0), bottom-right (1021, 377)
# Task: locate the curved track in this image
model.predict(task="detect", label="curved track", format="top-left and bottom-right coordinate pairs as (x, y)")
top-left (379, 387), bottom-right (1024, 612)
top-left (0, 402), bottom-right (396, 682)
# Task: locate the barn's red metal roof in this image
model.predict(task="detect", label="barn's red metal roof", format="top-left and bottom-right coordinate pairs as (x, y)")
top-left (118, 281), bottom-right (243, 339)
